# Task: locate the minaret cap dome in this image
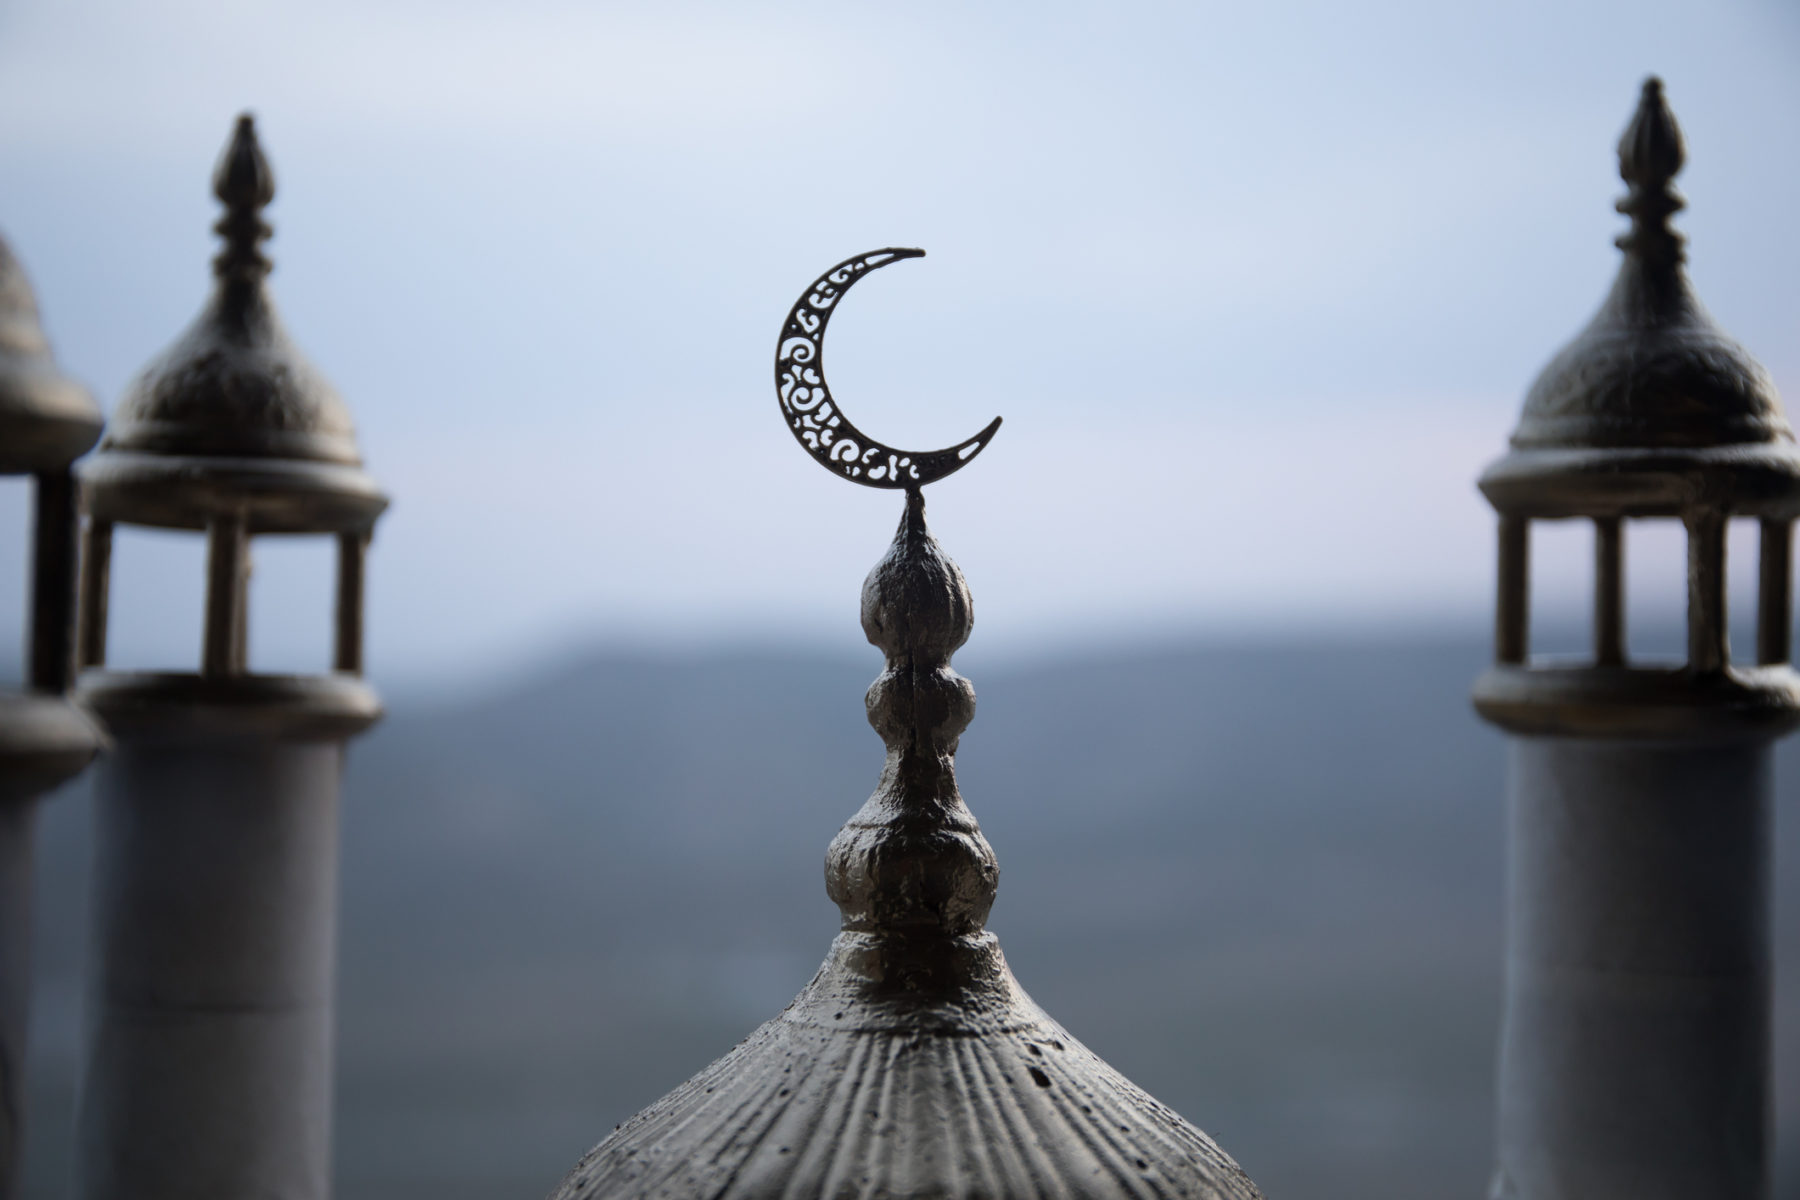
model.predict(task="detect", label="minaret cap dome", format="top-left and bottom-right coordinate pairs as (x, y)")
top-left (1511, 276), bottom-right (1785, 452)
top-left (0, 233), bottom-right (103, 472)
top-left (104, 291), bottom-right (360, 465)
top-left (1509, 78), bottom-right (1789, 453)
top-left (103, 113), bottom-right (360, 467)
top-left (81, 114), bottom-right (384, 535)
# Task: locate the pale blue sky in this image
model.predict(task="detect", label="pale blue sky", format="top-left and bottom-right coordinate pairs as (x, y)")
top-left (2, 0), bottom-right (1796, 684)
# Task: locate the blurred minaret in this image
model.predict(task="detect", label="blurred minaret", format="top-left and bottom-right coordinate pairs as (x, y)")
top-left (1473, 79), bottom-right (1796, 1200)
top-left (0, 234), bottom-right (105, 1198)
top-left (71, 115), bottom-right (386, 1200)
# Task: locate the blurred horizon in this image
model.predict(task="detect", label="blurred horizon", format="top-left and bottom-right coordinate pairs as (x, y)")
top-left (19, 633), bottom-right (1800, 1199)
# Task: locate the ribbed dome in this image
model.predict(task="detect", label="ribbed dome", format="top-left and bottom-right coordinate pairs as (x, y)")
top-left (558, 939), bottom-right (1255, 1199)
top-left (0, 232), bottom-right (102, 472)
top-left (550, 491), bottom-right (1263, 1200)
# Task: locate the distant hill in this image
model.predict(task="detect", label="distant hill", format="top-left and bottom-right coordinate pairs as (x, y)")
top-left (19, 636), bottom-right (1800, 1200)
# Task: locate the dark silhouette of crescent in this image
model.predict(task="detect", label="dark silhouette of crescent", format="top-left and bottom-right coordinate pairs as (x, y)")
top-left (775, 248), bottom-right (1002, 489)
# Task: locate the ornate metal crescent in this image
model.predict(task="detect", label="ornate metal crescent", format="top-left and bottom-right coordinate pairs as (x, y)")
top-left (775, 248), bottom-right (1002, 489)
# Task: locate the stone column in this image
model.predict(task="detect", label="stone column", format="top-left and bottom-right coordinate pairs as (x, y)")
top-left (73, 700), bottom-right (371, 1200)
top-left (1491, 738), bottom-right (1771, 1197)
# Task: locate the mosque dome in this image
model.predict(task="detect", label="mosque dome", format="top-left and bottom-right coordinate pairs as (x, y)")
top-left (551, 491), bottom-right (1262, 1200)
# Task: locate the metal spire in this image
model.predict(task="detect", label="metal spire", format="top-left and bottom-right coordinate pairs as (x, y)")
top-left (1615, 77), bottom-right (1685, 268)
top-left (548, 251), bottom-right (1263, 1199)
top-left (211, 113), bottom-right (276, 287)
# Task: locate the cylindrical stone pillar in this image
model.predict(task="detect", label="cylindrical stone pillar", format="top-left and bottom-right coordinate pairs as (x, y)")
top-left (0, 794), bottom-right (38, 1194)
top-left (1493, 739), bottom-right (1771, 1197)
top-left (75, 736), bottom-right (350, 1200)
top-left (1474, 79), bottom-right (1798, 1200)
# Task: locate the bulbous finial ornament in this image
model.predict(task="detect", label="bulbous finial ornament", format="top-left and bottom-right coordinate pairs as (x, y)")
top-left (1615, 77), bottom-right (1685, 268)
top-left (829, 487), bottom-right (997, 940)
top-left (211, 113), bottom-right (275, 286)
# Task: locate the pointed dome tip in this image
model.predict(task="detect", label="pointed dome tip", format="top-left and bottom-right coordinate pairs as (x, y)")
top-left (1507, 74), bottom-right (1785, 457)
top-left (1619, 75), bottom-right (1683, 189)
top-left (213, 110), bottom-right (274, 212)
top-left (1612, 74), bottom-right (1685, 266)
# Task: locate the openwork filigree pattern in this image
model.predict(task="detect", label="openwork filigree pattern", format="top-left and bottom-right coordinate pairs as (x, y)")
top-left (775, 247), bottom-right (1000, 489)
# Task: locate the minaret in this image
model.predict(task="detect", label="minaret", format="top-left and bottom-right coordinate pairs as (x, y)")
top-left (549, 249), bottom-right (1264, 1198)
top-left (0, 234), bottom-right (105, 1199)
top-left (70, 115), bottom-right (386, 1200)
top-left (1473, 79), bottom-right (1796, 1200)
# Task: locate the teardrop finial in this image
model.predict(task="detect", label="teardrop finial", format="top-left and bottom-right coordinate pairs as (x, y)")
top-left (1615, 76), bottom-right (1686, 267)
top-left (211, 113), bottom-right (275, 285)
top-left (824, 487), bottom-right (998, 941)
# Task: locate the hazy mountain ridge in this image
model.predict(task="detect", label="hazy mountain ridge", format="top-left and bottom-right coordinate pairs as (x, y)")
top-left (20, 635), bottom-right (1800, 1200)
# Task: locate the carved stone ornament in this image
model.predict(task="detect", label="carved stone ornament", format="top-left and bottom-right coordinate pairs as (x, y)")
top-left (549, 252), bottom-right (1263, 1199)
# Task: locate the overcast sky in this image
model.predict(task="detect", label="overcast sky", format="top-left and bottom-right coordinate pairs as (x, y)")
top-left (2, 0), bottom-right (1797, 685)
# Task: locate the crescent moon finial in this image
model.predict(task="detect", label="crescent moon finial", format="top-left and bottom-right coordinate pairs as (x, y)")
top-left (775, 248), bottom-right (1002, 490)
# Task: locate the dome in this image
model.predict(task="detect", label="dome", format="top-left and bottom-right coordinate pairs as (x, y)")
top-left (104, 289), bottom-right (360, 467)
top-left (0, 233), bottom-right (102, 473)
top-left (551, 492), bottom-right (1263, 1200)
top-left (1511, 265), bottom-right (1783, 453)
top-left (1481, 79), bottom-right (1800, 520)
top-left (79, 114), bottom-right (384, 535)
